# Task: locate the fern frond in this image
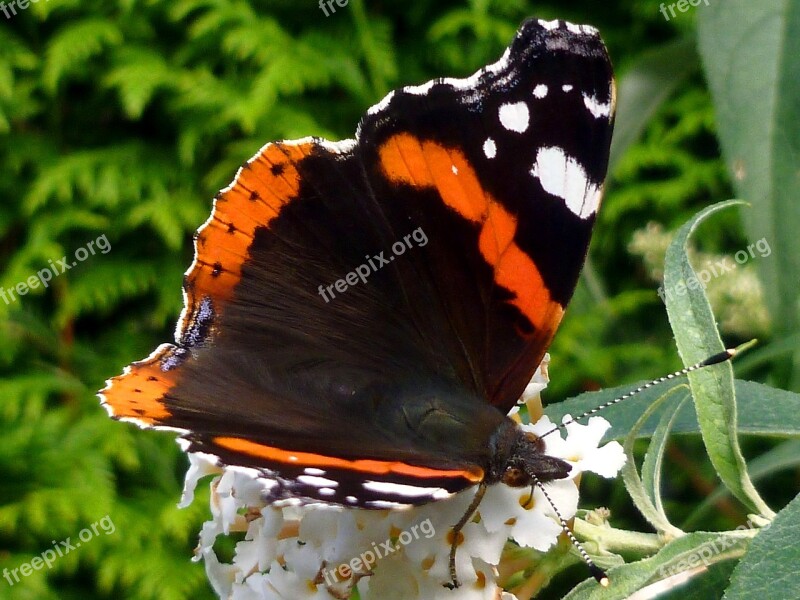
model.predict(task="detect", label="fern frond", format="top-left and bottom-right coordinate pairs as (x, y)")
top-left (103, 47), bottom-right (173, 118)
top-left (43, 19), bottom-right (124, 91)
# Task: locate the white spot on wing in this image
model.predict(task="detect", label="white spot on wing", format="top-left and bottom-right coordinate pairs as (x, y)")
top-left (533, 84), bottom-right (548, 99)
top-left (539, 19), bottom-right (560, 30)
top-left (367, 90), bottom-right (395, 115)
top-left (583, 93), bottom-right (611, 118)
top-left (485, 48), bottom-right (511, 75)
top-left (404, 80), bottom-right (436, 96)
top-left (562, 84), bottom-right (573, 92)
top-left (359, 37), bottom-right (515, 123)
top-left (498, 101), bottom-right (530, 133)
top-left (317, 138), bottom-right (357, 154)
top-left (531, 146), bottom-right (602, 219)
top-left (298, 475), bottom-right (338, 488)
top-left (366, 500), bottom-right (413, 509)
top-left (319, 487), bottom-right (336, 496)
top-left (451, 164), bottom-right (458, 175)
top-left (566, 22), bottom-right (582, 34)
top-left (345, 495), bottom-right (358, 504)
top-left (483, 138), bottom-right (497, 159)
top-left (363, 480), bottom-right (445, 498)
top-left (303, 468), bottom-right (326, 476)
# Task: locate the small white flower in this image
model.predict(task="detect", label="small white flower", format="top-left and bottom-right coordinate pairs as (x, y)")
top-left (180, 452), bottom-right (222, 508)
top-left (528, 414), bottom-right (626, 478)
top-left (481, 479), bottom-right (576, 552)
top-left (521, 352), bottom-right (550, 403)
top-left (180, 362), bottom-right (626, 599)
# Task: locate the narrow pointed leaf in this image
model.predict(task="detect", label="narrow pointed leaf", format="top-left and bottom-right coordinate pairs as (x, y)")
top-left (698, 1), bottom-right (800, 382)
top-left (663, 200), bottom-right (772, 517)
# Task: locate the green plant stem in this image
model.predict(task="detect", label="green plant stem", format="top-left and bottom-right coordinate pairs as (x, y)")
top-left (574, 517), bottom-right (664, 557)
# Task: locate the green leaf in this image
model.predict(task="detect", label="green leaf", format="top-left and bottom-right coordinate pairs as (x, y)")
top-left (608, 35), bottom-right (699, 172)
top-left (733, 331), bottom-right (800, 375)
top-left (722, 492), bottom-right (800, 599)
top-left (682, 439), bottom-right (800, 529)
top-left (350, 0), bottom-right (396, 97)
top-left (103, 48), bottom-right (173, 119)
top-left (620, 385), bottom-right (687, 536)
top-left (654, 560), bottom-right (737, 600)
top-left (641, 393), bottom-right (691, 519)
top-left (546, 379), bottom-right (800, 440)
top-left (698, 2), bottom-right (800, 383)
top-left (562, 531), bottom-right (752, 600)
top-left (43, 19), bottom-right (123, 91)
top-left (663, 200), bottom-right (772, 517)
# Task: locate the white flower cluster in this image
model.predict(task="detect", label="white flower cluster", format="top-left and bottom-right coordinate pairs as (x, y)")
top-left (179, 362), bottom-right (625, 600)
top-left (628, 221), bottom-right (771, 336)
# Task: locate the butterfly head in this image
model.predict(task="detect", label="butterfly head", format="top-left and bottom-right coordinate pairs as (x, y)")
top-left (488, 419), bottom-right (572, 488)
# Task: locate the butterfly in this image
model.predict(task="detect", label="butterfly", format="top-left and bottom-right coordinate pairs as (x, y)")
top-left (99, 16), bottom-right (615, 587)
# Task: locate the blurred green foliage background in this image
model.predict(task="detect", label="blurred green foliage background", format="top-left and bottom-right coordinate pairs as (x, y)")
top-left (1, 0), bottom-right (797, 599)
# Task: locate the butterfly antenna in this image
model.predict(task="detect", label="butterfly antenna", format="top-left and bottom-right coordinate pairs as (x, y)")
top-left (532, 474), bottom-right (609, 586)
top-left (539, 348), bottom-right (737, 441)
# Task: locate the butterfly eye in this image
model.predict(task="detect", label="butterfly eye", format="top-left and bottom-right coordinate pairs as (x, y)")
top-left (502, 466), bottom-right (528, 487)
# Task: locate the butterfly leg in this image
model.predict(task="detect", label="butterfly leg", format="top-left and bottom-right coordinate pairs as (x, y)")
top-left (446, 480), bottom-right (488, 588)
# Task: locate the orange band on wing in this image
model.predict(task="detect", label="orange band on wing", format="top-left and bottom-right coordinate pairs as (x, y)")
top-left (102, 145), bottom-right (313, 428)
top-left (378, 133), bottom-right (562, 332)
top-left (213, 436), bottom-right (484, 482)
top-left (179, 142), bottom-right (311, 339)
top-left (99, 344), bottom-right (179, 425)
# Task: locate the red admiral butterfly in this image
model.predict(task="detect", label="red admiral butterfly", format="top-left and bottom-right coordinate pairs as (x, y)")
top-left (100, 17), bottom-right (615, 587)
